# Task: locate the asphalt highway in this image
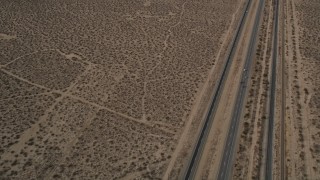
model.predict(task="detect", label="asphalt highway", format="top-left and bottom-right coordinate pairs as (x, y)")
top-left (280, 0), bottom-right (286, 179)
top-left (266, 0), bottom-right (280, 179)
top-left (216, 0), bottom-right (265, 179)
top-left (183, 0), bottom-right (252, 179)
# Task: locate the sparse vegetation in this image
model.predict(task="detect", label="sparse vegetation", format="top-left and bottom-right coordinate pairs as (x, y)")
top-left (0, 0), bottom-right (241, 179)
top-left (284, 0), bottom-right (320, 178)
top-left (232, 0), bottom-right (273, 178)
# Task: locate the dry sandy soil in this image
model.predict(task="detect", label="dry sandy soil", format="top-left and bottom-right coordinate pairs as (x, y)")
top-left (284, 0), bottom-right (320, 179)
top-left (232, 0), bottom-right (320, 179)
top-left (0, 0), bottom-right (240, 179)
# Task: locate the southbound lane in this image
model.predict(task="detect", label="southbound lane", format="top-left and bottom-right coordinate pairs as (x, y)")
top-left (217, 0), bottom-right (265, 179)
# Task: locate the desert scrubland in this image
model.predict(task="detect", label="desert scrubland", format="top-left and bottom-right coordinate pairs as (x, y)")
top-left (284, 0), bottom-right (320, 179)
top-left (232, 0), bottom-right (320, 179)
top-left (0, 0), bottom-right (241, 179)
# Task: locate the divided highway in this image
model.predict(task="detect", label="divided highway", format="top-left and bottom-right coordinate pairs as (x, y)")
top-left (184, 0), bottom-right (281, 178)
top-left (216, 0), bottom-right (265, 179)
top-left (183, 0), bottom-right (253, 179)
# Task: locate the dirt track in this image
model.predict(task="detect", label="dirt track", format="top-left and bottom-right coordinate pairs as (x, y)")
top-left (283, 0), bottom-right (320, 179)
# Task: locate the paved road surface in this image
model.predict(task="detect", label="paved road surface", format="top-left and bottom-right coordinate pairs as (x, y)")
top-left (183, 0), bottom-right (252, 179)
top-left (217, 0), bottom-right (265, 179)
top-left (280, 0), bottom-right (286, 179)
top-left (266, 0), bottom-right (280, 179)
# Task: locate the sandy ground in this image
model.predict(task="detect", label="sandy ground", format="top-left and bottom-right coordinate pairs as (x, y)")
top-left (283, 0), bottom-right (320, 179)
top-left (2, 0), bottom-right (317, 179)
top-left (0, 0), bottom-right (242, 179)
top-left (232, 0), bottom-right (320, 179)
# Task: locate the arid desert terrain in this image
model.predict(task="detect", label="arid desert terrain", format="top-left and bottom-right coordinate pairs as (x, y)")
top-left (1, 0), bottom-right (319, 179)
top-left (0, 0), bottom-right (241, 179)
